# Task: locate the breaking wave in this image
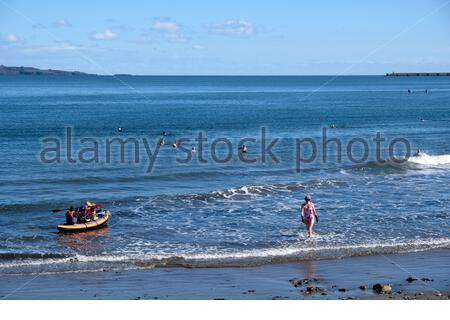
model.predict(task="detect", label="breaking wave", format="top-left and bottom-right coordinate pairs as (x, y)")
top-left (354, 153), bottom-right (450, 171)
top-left (1, 238), bottom-right (449, 274)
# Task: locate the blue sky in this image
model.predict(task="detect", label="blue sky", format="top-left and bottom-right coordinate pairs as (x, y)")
top-left (0, 0), bottom-right (449, 75)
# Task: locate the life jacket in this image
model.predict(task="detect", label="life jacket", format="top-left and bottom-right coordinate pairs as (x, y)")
top-left (66, 210), bottom-right (75, 225)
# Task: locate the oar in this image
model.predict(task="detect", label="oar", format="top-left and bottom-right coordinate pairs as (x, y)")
top-left (51, 203), bottom-right (104, 213)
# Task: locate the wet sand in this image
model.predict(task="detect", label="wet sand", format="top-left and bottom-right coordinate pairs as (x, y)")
top-left (1, 249), bottom-right (449, 300)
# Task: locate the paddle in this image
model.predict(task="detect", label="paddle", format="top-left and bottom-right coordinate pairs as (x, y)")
top-left (51, 203), bottom-right (103, 213)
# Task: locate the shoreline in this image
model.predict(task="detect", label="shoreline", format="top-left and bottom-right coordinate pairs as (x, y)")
top-left (1, 248), bottom-right (449, 300)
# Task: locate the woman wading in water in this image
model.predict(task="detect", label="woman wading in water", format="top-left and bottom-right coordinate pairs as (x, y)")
top-left (301, 194), bottom-right (318, 237)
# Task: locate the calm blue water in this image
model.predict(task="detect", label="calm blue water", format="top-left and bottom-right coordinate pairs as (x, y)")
top-left (0, 75), bottom-right (449, 274)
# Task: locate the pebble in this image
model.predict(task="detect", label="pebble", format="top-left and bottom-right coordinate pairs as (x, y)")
top-left (359, 285), bottom-right (368, 290)
top-left (373, 283), bottom-right (392, 294)
top-left (305, 285), bottom-right (327, 294)
top-left (272, 296), bottom-right (289, 300)
top-left (382, 285), bottom-right (392, 294)
top-left (289, 278), bottom-right (317, 287)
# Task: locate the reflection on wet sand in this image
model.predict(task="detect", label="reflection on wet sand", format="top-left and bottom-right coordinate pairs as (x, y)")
top-left (56, 227), bottom-right (109, 254)
top-left (304, 260), bottom-right (317, 280)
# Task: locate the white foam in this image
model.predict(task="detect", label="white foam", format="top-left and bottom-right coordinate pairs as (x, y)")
top-left (408, 153), bottom-right (450, 166)
top-left (64, 237), bottom-right (450, 265)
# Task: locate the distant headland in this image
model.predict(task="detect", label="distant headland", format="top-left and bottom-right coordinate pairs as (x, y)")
top-left (0, 65), bottom-right (95, 76)
top-left (386, 72), bottom-right (450, 77)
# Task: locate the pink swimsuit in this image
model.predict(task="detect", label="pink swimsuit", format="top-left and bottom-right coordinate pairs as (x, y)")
top-left (302, 203), bottom-right (316, 223)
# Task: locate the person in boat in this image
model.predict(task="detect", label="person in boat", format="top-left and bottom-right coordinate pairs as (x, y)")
top-left (414, 149), bottom-right (423, 157)
top-left (159, 138), bottom-right (165, 146)
top-left (76, 206), bottom-right (86, 223)
top-left (65, 206), bottom-right (76, 225)
top-left (84, 201), bottom-right (98, 221)
top-left (84, 202), bottom-right (93, 221)
top-left (191, 146), bottom-right (196, 153)
top-left (239, 144), bottom-right (248, 153)
top-left (172, 141), bottom-right (177, 148)
top-left (92, 204), bottom-right (98, 219)
top-left (300, 194), bottom-right (318, 237)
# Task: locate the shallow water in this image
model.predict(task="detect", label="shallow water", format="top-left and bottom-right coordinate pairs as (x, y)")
top-left (0, 75), bottom-right (449, 274)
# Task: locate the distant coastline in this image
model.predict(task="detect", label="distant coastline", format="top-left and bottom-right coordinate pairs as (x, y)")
top-left (386, 72), bottom-right (450, 77)
top-left (0, 65), bottom-right (95, 76)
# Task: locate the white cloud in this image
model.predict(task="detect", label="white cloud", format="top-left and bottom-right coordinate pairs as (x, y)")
top-left (90, 29), bottom-right (118, 40)
top-left (150, 18), bottom-right (186, 41)
top-left (153, 20), bottom-right (179, 33)
top-left (211, 20), bottom-right (254, 37)
top-left (53, 19), bottom-right (72, 28)
top-left (1, 33), bottom-right (19, 43)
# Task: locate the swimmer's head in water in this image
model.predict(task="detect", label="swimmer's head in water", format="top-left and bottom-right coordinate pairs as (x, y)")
top-left (304, 194), bottom-right (312, 202)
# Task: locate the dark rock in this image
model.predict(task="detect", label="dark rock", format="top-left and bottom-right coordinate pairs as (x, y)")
top-left (306, 285), bottom-right (316, 293)
top-left (415, 292), bottom-right (424, 296)
top-left (289, 278), bottom-right (302, 287)
top-left (338, 288), bottom-right (348, 292)
top-left (247, 289), bottom-right (256, 293)
top-left (373, 283), bottom-right (392, 294)
top-left (359, 285), bottom-right (368, 290)
top-left (396, 290), bottom-right (402, 294)
top-left (272, 296), bottom-right (288, 300)
top-left (305, 285), bottom-right (326, 294)
top-left (213, 298), bottom-right (225, 300)
top-left (373, 283), bottom-right (383, 292)
top-left (289, 278), bottom-right (315, 287)
top-left (406, 276), bottom-right (417, 283)
top-left (421, 278), bottom-right (433, 282)
top-left (321, 292), bottom-right (327, 295)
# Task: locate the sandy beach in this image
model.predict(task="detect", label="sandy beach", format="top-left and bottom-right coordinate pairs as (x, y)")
top-left (1, 249), bottom-right (448, 300)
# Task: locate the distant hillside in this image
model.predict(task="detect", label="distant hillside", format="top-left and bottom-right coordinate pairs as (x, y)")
top-left (0, 65), bottom-right (95, 76)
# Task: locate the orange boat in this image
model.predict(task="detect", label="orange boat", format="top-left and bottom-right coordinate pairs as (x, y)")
top-left (57, 211), bottom-right (111, 233)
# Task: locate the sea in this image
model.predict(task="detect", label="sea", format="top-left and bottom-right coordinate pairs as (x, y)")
top-left (0, 75), bottom-right (449, 275)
